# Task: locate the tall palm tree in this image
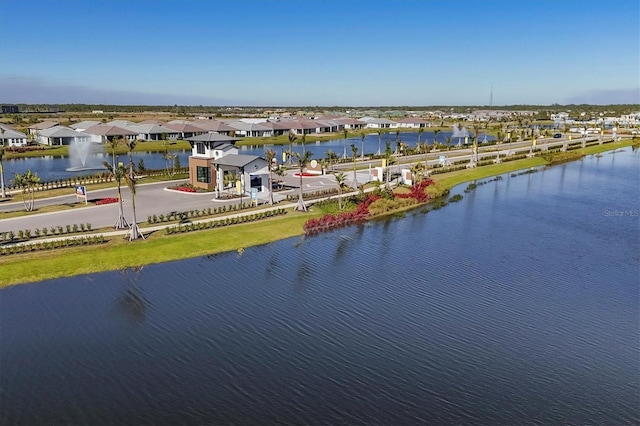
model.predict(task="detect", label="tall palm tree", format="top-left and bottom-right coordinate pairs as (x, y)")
top-left (0, 144), bottom-right (6, 198)
top-left (376, 129), bottom-right (383, 155)
top-left (395, 129), bottom-right (401, 154)
top-left (433, 128), bottom-right (441, 151)
top-left (300, 133), bottom-right (307, 154)
top-left (290, 150), bottom-right (312, 211)
top-left (288, 131), bottom-right (297, 166)
top-left (334, 172), bottom-right (347, 211)
top-left (13, 170), bottom-right (40, 212)
top-left (124, 161), bottom-right (144, 241)
top-left (105, 136), bottom-right (128, 229)
top-left (360, 130), bottom-right (365, 160)
top-left (341, 128), bottom-right (348, 159)
top-left (265, 149), bottom-right (276, 205)
top-left (350, 143), bottom-right (359, 188)
top-left (384, 141), bottom-right (393, 188)
top-left (126, 138), bottom-right (137, 165)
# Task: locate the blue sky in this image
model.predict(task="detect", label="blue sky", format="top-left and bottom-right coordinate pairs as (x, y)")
top-left (0, 0), bottom-right (638, 106)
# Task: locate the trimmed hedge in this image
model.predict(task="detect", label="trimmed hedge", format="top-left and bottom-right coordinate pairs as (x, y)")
top-left (164, 208), bottom-right (287, 235)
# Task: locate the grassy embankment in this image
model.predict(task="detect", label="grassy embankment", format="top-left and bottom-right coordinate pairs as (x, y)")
top-left (0, 139), bottom-right (635, 287)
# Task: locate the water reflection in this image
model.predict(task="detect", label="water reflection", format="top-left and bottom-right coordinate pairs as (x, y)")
top-left (113, 267), bottom-right (148, 324)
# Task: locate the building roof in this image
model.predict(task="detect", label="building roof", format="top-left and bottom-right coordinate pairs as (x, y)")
top-left (28, 121), bottom-right (59, 130)
top-left (128, 123), bottom-right (178, 135)
top-left (335, 117), bottom-right (365, 125)
top-left (39, 126), bottom-right (90, 138)
top-left (212, 154), bottom-right (265, 168)
top-left (287, 118), bottom-right (320, 130)
top-left (398, 117), bottom-right (428, 124)
top-left (225, 121), bottom-right (271, 132)
top-left (138, 119), bottom-right (167, 125)
top-left (190, 120), bottom-right (236, 132)
top-left (106, 120), bottom-right (137, 128)
top-left (186, 133), bottom-right (239, 143)
top-left (0, 127), bottom-right (27, 139)
top-left (163, 122), bottom-right (203, 134)
top-left (84, 124), bottom-right (138, 136)
top-left (70, 120), bottom-right (101, 129)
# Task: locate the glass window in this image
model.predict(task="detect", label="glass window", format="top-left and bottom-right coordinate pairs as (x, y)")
top-left (196, 142), bottom-right (205, 154)
top-left (196, 166), bottom-right (210, 183)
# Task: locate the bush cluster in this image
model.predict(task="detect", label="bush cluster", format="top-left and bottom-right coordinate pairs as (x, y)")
top-left (0, 235), bottom-right (107, 256)
top-left (148, 205), bottom-right (255, 224)
top-left (164, 208), bottom-right (287, 235)
top-left (0, 223), bottom-right (93, 243)
top-left (286, 188), bottom-right (338, 201)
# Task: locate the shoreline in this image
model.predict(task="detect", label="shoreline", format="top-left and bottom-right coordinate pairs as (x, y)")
top-left (0, 140), bottom-right (636, 288)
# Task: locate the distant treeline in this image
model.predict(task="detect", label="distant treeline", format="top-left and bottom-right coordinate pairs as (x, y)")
top-left (1, 103), bottom-right (638, 116)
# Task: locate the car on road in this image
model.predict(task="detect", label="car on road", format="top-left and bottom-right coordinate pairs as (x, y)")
top-left (553, 133), bottom-right (562, 138)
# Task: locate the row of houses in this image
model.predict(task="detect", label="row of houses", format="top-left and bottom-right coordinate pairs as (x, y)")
top-left (16, 115), bottom-right (434, 146)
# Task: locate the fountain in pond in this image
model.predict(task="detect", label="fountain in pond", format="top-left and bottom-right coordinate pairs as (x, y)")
top-left (452, 124), bottom-right (470, 146)
top-left (67, 139), bottom-right (103, 172)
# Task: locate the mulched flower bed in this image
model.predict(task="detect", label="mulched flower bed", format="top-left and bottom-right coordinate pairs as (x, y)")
top-left (293, 172), bottom-right (320, 177)
top-left (175, 186), bottom-right (196, 193)
top-left (95, 197), bottom-right (119, 205)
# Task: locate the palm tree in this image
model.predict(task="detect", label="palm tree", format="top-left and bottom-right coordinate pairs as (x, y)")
top-left (445, 136), bottom-right (452, 151)
top-left (383, 141), bottom-right (395, 188)
top-left (300, 133), bottom-right (307, 154)
top-left (341, 128), bottom-right (348, 160)
top-left (433, 129), bottom-right (441, 151)
top-left (411, 162), bottom-right (425, 184)
top-left (417, 127), bottom-right (424, 151)
top-left (163, 151), bottom-right (176, 176)
top-left (288, 131), bottom-right (297, 166)
top-left (376, 129), bottom-right (383, 155)
top-left (334, 172), bottom-right (348, 211)
top-left (126, 138), bottom-right (137, 164)
top-left (13, 170), bottom-right (40, 212)
top-left (124, 161), bottom-right (144, 241)
top-left (265, 149), bottom-right (276, 205)
top-left (395, 129), bottom-right (401, 154)
top-left (0, 144), bottom-right (6, 199)
top-left (289, 150), bottom-right (312, 211)
top-left (105, 136), bottom-right (128, 229)
top-left (360, 130), bottom-right (366, 160)
top-left (350, 143), bottom-right (359, 188)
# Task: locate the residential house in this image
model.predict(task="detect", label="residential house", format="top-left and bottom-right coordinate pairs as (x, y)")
top-left (37, 125), bottom-right (91, 146)
top-left (397, 117), bottom-right (429, 128)
top-left (127, 123), bottom-right (179, 141)
top-left (190, 119), bottom-right (236, 135)
top-left (163, 122), bottom-right (203, 139)
top-left (27, 121), bottom-right (59, 135)
top-left (83, 124), bottom-right (138, 143)
top-left (225, 121), bottom-right (273, 137)
top-left (360, 117), bottom-right (397, 129)
top-left (335, 117), bottom-right (366, 130)
top-left (0, 124), bottom-right (28, 147)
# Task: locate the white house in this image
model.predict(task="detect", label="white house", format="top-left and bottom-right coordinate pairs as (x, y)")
top-left (37, 125), bottom-right (91, 146)
top-left (0, 125), bottom-right (28, 147)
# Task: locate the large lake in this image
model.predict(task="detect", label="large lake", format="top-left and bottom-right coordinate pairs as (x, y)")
top-left (1, 147), bottom-right (638, 425)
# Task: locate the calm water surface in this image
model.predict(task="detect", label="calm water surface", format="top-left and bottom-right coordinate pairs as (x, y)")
top-left (1, 148), bottom-right (638, 425)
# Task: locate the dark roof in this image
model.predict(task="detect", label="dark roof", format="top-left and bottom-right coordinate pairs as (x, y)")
top-left (212, 154), bottom-right (264, 168)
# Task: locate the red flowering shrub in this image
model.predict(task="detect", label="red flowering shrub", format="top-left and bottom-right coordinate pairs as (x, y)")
top-left (304, 194), bottom-right (380, 234)
top-left (394, 179), bottom-right (434, 203)
top-left (175, 186), bottom-right (196, 193)
top-left (95, 197), bottom-right (119, 205)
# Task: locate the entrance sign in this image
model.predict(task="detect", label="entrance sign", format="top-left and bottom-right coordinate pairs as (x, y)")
top-left (75, 185), bottom-right (87, 205)
top-left (251, 188), bottom-right (258, 206)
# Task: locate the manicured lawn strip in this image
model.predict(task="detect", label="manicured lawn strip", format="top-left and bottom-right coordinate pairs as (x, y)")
top-left (0, 211), bottom-right (318, 287)
top-left (433, 157), bottom-right (548, 189)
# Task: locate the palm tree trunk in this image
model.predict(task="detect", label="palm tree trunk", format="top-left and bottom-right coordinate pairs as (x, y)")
top-left (0, 163), bottom-right (6, 198)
